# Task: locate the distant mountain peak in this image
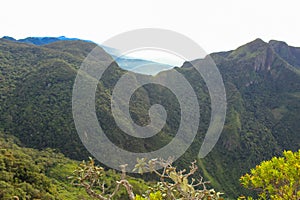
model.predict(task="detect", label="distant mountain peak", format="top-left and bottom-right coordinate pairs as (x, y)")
top-left (227, 38), bottom-right (268, 61)
top-left (247, 38), bottom-right (267, 47)
top-left (2, 36), bottom-right (17, 41)
top-left (238, 38), bottom-right (268, 51)
top-left (269, 39), bottom-right (288, 47)
top-left (1, 36), bottom-right (88, 46)
top-left (269, 40), bottom-right (300, 68)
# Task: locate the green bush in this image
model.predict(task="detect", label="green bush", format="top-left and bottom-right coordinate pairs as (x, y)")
top-left (240, 150), bottom-right (300, 200)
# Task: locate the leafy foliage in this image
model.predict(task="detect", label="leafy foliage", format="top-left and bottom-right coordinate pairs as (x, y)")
top-left (0, 133), bottom-right (92, 199)
top-left (240, 150), bottom-right (300, 199)
top-left (0, 133), bottom-right (150, 199)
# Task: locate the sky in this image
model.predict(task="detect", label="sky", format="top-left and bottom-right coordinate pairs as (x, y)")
top-left (1, 0), bottom-right (299, 65)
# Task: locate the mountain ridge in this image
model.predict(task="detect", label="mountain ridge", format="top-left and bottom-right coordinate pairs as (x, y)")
top-left (1, 36), bottom-right (174, 75)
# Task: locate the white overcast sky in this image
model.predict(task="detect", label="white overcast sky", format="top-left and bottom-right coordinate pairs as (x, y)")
top-left (1, 0), bottom-right (299, 64)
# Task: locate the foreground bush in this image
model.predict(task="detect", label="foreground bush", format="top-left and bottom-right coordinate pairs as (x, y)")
top-left (70, 157), bottom-right (224, 200)
top-left (240, 150), bottom-right (300, 200)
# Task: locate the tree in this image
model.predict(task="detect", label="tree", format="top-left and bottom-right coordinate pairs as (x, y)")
top-left (70, 157), bottom-right (224, 200)
top-left (240, 150), bottom-right (300, 200)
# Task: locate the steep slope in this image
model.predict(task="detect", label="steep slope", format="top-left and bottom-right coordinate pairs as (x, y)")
top-left (0, 39), bottom-right (96, 159)
top-left (187, 39), bottom-right (300, 196)
top-left (0, 39), bottom-right (175, 159)
top-left (217, 39), bottom-right (300, 151)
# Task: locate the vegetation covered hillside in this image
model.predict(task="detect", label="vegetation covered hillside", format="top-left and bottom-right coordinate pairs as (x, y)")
top-left (181, 39), bottom-right (300, 196)
top-left (0, 133), bottom-right (149, 199)
top-left (0, 132), bottom-right (97, 199)
top-left (0, 38), bottom-right (299, 198)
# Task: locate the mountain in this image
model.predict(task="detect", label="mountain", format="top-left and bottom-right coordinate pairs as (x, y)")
top-left (0, 37), bottom-right (299, 198)
top-left (113, 57), bottom-right (173, 75)
top-left (1, 36), bottom-right (174, 75)
top-left (99, 44), bottom-right (174, 75)
top-left (2, 36), bottom-right (89, 46)
top-left (186, 38), bottom-right (300, 196)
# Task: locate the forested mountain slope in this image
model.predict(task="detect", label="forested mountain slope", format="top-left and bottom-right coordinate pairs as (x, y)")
top-left (0, 38), bottom-right (299, 198)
